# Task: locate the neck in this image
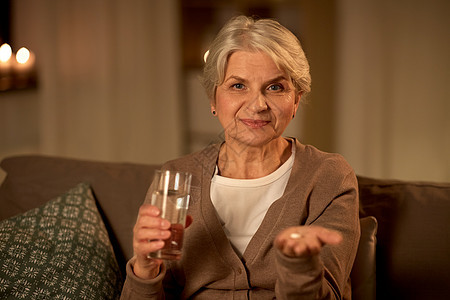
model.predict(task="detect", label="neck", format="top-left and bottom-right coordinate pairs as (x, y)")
top-left (218, 138), bottom-right (292, 179)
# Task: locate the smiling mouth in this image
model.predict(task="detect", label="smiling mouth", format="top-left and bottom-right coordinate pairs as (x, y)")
top-left (240, 119), bottom-right (270, 129)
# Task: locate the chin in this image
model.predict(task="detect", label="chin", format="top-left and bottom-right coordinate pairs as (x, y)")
top-left (226, 134), bottom-right (282, 150)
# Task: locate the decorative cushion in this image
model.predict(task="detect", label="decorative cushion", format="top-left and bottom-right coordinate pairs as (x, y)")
top-left (351, 216), bottom-right (378, 300)
top-left (0, 182), bottom-right (123, 299)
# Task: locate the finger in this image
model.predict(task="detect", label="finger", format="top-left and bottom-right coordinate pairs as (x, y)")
top-left (136, 215), bottom-right (171, 230)
top-left (278, 240), bottom-right (295, 257)
top-left (278, 237), bottom-right (305, 257)
top-left (138, 204), bottom-right (161, 217)
top-left (295, 238), bottom-right (322, 256)
top-left (134, 239), bottom-right (165, 257)
top-left (134, 227), bottom-right (171, 242)
top-left (316, 228), bottom-right (343, 245)
top-left (273, 236), bottom-right (284, 249)
top-left (276, 231), bottom-right (323, 257)
top-left (274, 237), bottom-right (291, 253)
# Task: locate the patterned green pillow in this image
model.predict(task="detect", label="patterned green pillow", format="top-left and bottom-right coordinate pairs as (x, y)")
top-left (0, 182), bottom-right (123, 299)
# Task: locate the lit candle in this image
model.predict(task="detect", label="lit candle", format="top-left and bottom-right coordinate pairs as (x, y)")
top-left (0, 43), bottom-right (13, 73)
top-left (14, 47), bottom-right (35, 73)
top-left (0, 43), bottom-right (13, 90)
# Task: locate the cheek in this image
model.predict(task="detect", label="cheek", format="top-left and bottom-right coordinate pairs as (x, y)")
top-left (215, 95), bottom-right (234, 128)
top-left (216, 93), bottom-right (244, 116)
top-left (275, 110), bottom-right (293, 128)
top-left (270, 98), bottom-right (295, 119)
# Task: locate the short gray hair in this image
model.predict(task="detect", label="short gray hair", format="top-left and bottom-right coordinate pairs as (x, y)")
top-left (201, 15), bottom-right (311, 101)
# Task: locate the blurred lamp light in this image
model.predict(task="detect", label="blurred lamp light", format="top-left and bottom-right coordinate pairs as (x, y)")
top-left (203, 50), bottom-right (210, 63)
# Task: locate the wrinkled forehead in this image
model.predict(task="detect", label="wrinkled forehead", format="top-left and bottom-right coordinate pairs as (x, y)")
top-left (224, 50), bottom-right (288, 79)
top-left (222, 48), bottom-right (293, 84)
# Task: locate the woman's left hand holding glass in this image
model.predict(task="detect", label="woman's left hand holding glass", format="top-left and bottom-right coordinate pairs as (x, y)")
top-left (274, 226), bottom-right (343, 258)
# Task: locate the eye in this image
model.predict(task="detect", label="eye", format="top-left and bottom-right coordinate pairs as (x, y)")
top-left (268, 83), bottom-right (284, 91)
top-left (232, 83), bottom-right (245, 90)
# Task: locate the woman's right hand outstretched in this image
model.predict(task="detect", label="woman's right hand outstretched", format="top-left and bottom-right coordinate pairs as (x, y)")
top-left (132, 204), bottom-right (171, 280)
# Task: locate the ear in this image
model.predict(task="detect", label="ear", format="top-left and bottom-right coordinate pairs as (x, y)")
top-left (210, 97), bottom-right (216, 115)
top-left (292, 91), bottom-right (302, 118)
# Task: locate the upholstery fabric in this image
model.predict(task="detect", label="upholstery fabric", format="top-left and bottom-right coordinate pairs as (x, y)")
top-left (0, 182), bottom-right (123, 299)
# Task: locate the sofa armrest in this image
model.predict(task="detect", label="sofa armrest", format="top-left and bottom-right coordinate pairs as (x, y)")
top-left (351, 216), bottom-right (377, 300)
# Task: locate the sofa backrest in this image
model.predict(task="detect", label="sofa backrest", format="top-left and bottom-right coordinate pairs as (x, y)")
top-left (0, 155), bottom-right (161, 276)
top-left (357, 176), bottom-right (450, 299)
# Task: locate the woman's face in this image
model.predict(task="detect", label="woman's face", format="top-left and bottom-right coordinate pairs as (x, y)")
top-left (213, 50), bottom-right (301, 149)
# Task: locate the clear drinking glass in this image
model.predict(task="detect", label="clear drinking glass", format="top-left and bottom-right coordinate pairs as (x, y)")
top-left (146, 169), bottom-right (192, 260)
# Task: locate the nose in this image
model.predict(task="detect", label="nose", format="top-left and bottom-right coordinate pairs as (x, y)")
top-left (247, 91), bottom-right (268, 113)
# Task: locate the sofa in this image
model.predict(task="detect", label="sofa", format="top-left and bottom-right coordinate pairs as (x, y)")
top-left (0, 155), bottom-right (449, 299)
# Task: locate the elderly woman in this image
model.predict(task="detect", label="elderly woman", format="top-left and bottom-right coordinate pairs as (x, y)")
top-left (121, 16), bottom-right (360, 299)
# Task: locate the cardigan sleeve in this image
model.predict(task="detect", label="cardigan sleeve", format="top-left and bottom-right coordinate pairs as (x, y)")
top-left (120, 257), bottom-right (185, 300)
top-left (274, 167), bottom-right (360, 299)
top-left (120, 257), bottom-right (166, 300)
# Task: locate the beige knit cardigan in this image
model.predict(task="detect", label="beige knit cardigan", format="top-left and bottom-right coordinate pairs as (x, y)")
top-left (121, 139), bottom-right (360, 299)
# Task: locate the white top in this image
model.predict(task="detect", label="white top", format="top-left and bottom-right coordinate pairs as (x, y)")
top-left (210, 141), bottom-right (295, 256)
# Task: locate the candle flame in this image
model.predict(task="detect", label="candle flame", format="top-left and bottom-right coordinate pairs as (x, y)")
top-left (0, 43), bottom-right (12, 62)
top-left (16, 47), bottom-right (31, 64)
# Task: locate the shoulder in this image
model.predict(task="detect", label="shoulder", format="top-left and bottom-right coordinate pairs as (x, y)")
top-left (295, 141), bottom-right (353, 174)
top-left (290, 141), bottom-right (359, 217)
top-left (292, 140), bottom-right (356, 189)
